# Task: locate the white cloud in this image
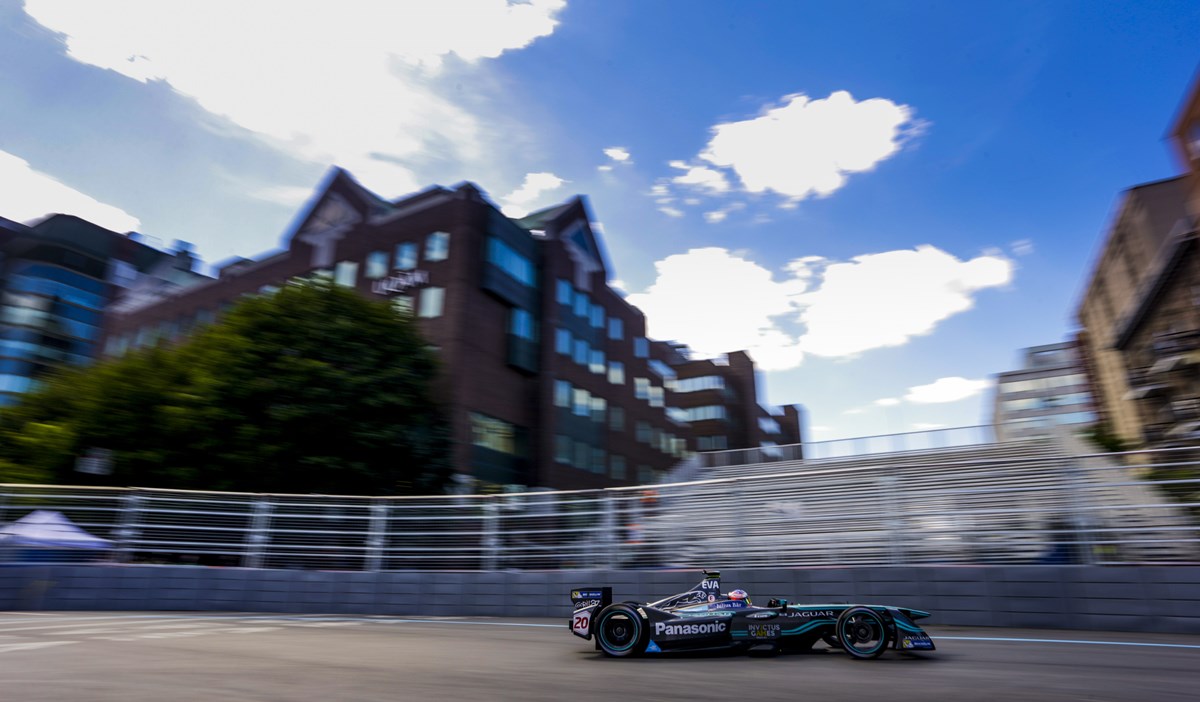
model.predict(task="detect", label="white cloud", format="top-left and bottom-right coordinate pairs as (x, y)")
top-left (625, 244), bottom-right (1013, 372)
top-left (625, 248), bottom-right (807, 371)
top-left (797, 246), bottom-right (1013, 357)
top-left (248, 184), bottom-right (317, 207)
top-left (603, 146), bottom-right (631, 163)
top-left (874, 398), bottom-right (901, 407)
top-left (499, 172), bottom-right (566, 217)
top-left (24, 0), bottom-right (565, 195)
top-left (904, 376), bottom-right (991, 404)
top-left (649, 90), bottom-right (919, 213)
top-left (670, 164), bottom-right (731, 193)
top-left (597, 165), bottom-right (613, 172)
top-left (0, 149), bottom-right (140, 231)
top-left (1011, 239), bottom-right (1034, 256)
top-left (658, 206), bottom-right (685, 218)
top-left (703, 202), bottom-right (745, 224)
top-left (698, 91), bottom-right (918, 202)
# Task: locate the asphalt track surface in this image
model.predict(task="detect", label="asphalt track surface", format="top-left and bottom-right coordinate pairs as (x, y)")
top-left (1, 613), bottom-right (1198, 701)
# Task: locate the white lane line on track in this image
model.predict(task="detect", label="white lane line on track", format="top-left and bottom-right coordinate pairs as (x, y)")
top-left (937, 636), bottom-right (1200, 650)
top-left (0, 641), bottom-right (77, 654)
top-left (0, 618), bottom-right (200, 634)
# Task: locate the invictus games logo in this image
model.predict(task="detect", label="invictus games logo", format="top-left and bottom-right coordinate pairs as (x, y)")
top-left (655, 621), bottom-right (728, 637)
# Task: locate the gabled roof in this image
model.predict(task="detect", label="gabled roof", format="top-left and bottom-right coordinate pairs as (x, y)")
top-left (513, 195), bottom-right (613, 280)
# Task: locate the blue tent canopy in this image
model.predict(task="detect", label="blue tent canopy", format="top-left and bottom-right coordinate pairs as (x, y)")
top-left (0, 510), bottom-right (114, 549)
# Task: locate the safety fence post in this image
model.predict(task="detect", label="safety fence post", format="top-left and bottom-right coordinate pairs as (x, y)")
top-left (243, 498), bottom-right (272, 569)
top-left (482, 497), bottom-right (499, 571)
top-left (113, 491), bottom-right (142, 563)
top-left (364, 500), bottom-right (387, 572)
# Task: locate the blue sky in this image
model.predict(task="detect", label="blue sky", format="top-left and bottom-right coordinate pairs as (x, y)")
top-left (1, 0), bottom-right (1197, 441)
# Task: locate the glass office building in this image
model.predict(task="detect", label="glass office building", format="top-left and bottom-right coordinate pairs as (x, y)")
top-left (0, 214), bottom-right (200, 405)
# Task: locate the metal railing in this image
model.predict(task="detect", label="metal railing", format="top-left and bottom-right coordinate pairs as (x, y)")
top-left (1, 440), bottom-right (1198, 570)
top-left (699, 425), bottom-right (998, 466)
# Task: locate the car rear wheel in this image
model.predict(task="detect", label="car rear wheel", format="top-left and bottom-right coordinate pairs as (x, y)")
top-left (594, 603), bottom-right (648, 658)
top-left (836, 607), bottom-right (890, 659)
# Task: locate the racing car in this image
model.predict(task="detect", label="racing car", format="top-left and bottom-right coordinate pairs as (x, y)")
top-left (569, 570), bottom-right (935, 659)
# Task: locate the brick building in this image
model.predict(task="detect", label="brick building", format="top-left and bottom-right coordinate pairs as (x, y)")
top-left (102, 168), bottom-right (804, 489)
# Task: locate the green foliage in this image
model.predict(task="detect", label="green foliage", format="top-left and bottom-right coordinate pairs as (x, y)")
top-left (1084, 423), bottom-right (1128, 453)
top-left (0, 280), bottom-right (452, 494)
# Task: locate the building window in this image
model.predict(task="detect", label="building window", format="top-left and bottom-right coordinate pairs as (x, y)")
top-left (510, 308), bottom-right (536, 340)
top-left (591, 448), bottom-right (606, 474)
top-left (334, 261), bottom-right (358, 287)
top-left (425, 231), bottom-right (450, 261)
top-left (554, 380), bottom-right (571, 408)
top-left (634, 337), bottom-right (649, 358)
top-left (573, 388), bottom-right (591, 417)
top-left (589, 349), bottom-right (605, 374)
top-left (697, 435), bottom-right (728, 451)
top-left (366, 251), bottom-right (388, 279)
top-left (635, 377), bottom-right (650, 400)
top-left (555, 435), bottom-right (571, 463)
top-left (470, 412), bottom-right (520, 455)
top-left (677, 375), bottom-right (725, 393)
top-left (487, 236), bottom-right (535, 287)
top-left (555, 328), bottom-right (571, 355)
top-left (758, 417), bottom-right (781, 435)
top-left (590, 396), bottom-right (607, 424)
top-left (573, 290), bottom-right (590, 318)
top-left (418, 287), bottom-right (444, 318)
top-left (573, 339), bottom-right (589, 365)
top-left (392, 295), bottom-right (414, 316)
top-left (648, 386), bottom-right (664, 408)
top-left (637, 465), bottom-right (654, 484)
top-left (608, 317), bottom-right (623, 340)
top-left (608, 361), bottom-right (625, 385)
top-left (589, 304), bottom-right (605, 329)
top-left (394, 242), bottom-right (418, 270)
top-left (610, 455), bottom-right (627, 480)
top-left (609, 406), bottom-right (624, 431)
top-left (108, 259), bottom-right (138, 288)
top-left (635, 421), bottom-right (651, 443)
top-left (684, 405), bottom-right (727, 422)
top-left (556, 279), bottom-right (573, 306)
top-left (574, 442), bottom-right (590, 470)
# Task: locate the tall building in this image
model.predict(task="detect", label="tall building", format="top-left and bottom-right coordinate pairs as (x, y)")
top-left (0, 214), bottom-right (202, 406)
top-left (1075, 71), bottom-right (1200, 449)
top-left (101, 168), bottom-right (804, 489)
top-left (1075, 177), bottom-right (1190, 445)
top-left (1113, 72), bottom-right (1200, 446)
top-left (991, 339), bottom-right (1097, 441)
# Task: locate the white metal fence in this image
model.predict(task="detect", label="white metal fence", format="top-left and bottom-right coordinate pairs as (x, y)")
top-left (1, 439), bottom-right (1197, 570)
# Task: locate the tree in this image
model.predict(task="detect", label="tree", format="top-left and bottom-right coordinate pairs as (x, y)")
top-left (0, 279), bottom-right (452, 494)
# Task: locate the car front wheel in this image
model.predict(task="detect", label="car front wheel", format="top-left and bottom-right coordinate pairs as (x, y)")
top-left (836, 607), bottom-right (890, 659)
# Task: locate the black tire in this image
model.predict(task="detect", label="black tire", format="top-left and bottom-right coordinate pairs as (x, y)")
top-left (836, 606), bottom-right (890, 659)
top-left (594, 603), bottom-right (649, 658)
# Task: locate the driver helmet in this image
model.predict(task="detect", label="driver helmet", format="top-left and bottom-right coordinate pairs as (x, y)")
top-left (728, 589), bottom-right (750, 604)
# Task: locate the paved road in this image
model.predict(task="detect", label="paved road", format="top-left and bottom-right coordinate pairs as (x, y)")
top-left (0, 612), bottom-right (1197, 701)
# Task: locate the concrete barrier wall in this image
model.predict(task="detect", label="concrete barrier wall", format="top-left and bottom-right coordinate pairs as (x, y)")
top-left (1, 565), bottom-right (1197, 634)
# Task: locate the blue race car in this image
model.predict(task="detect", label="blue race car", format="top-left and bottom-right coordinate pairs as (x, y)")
top-left (570, 570), bottom-right (935, 659)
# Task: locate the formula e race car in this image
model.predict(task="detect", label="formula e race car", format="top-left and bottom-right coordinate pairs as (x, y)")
top-left (569, 571), bottom-right (935, 659)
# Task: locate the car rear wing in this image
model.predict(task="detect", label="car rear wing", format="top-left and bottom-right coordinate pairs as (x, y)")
top-left (568, 587), bottom-right (612, 640)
